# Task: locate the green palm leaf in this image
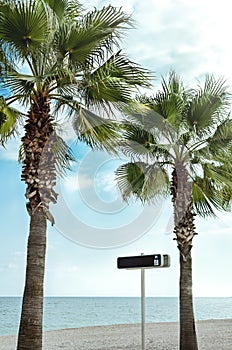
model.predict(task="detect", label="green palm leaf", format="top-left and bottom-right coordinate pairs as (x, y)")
top-left (0, 0), bottom-right (49, 56)
top-left (186, 75), bottom-right (230, 134)
top-left (120, 122), bottom-right (171, 162)
top-left (202, 163), bottom-right (232, 187)
top-left (0, 97), bottom-right (20, 145)
top-left (44, 0), bottom-right (69, 21)
top-left (43, 0), bottom-right (83, 22)
top-left (81, 52), bottom-right (152, 107)
top-left (53, 5), bottom-right (133, 68)
top-left (116, 161), bottom-right (169, 203)
top-left (192, 176), bottom-right (226, 217)
top-left (72, 107), bottom-right (120, 152)
top-left (116, 162), bottom-right (146, 201)
top-left (52, 133), bottom-right (75, 176)
top-left (154, 72), bottom-right (186, 127)
top-left (3, 71), bottom-right (37, 103)
top-left (54, 22), bottom-right (102, 66)
top-left (208, 119), bottom-right (232, 151)
top-left (82, 5), bottom-right (133, 44)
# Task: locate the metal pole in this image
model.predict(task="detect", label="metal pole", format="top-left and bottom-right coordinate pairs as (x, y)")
top-left (141, 254), bottom-right (145, 350)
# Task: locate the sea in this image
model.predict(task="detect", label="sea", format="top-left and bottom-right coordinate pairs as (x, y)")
top-left (0, 297), bottom-right (231, 336)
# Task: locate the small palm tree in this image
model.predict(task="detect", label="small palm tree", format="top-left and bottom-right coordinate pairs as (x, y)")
top-left (0, 1), bottom-right (151, 349)
top-left (116, 71), bottom-right (232, 350)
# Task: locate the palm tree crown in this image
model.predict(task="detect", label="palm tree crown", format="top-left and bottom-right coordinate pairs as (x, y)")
top-left (0, 0), bottom-right (152, 218)
top-left (117, 72), bottom-right (232, 217)
top-left (0, 0), bottom-right (151, 142)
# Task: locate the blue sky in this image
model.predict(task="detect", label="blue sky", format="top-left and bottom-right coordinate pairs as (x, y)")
top-left (1, 0), bottom-right (232, 297)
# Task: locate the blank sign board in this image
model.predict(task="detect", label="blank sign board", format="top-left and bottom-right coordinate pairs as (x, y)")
top-left (117, 254), bottom-right (170, 269)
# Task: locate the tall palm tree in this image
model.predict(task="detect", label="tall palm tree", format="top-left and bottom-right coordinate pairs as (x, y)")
top-left (116, 72), bottom-right (232, 350)
top-left (0, 1), bottom-right (152, 349)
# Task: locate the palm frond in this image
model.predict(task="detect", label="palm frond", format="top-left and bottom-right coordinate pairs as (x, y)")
top-left (208, 119), bottom-right (232, 152)
top-left (121, 100), bottom-right (179, 154)
top-left (44, 66), bottom-right (77, 93)
top-left (192, 180), bottom-right (216, 217)
top-left (82, 5), bottom-right (133, 46)
top-left (18, 142), bottom-right (26, 162)
top-left (156, 71), bottom-right (187, 127)
top-left (186, 75), bottom-right (230, 134)
top-left (192, 173), bottom-right (230, 217)
top-left (54, 22), bottom-right (104, 67)
top-left (80, 52), bottom-right (152, 108)
top-left (64, 0), bottom-right (83, 20)
top-left (43, 0), bottom-right (68, 22)
top-left (3, 72), bottom-right (36, 104)
top-left (119, 122), bottom-right (171, 162)
top-left (52, 133), bottom-right (75, 176)
top-left (220, 186), bottom-right (232, 210)
top-left (0, 39), bottom-right (16, 73)
top-left (72, 106), bottom-right (121, 152)
top-left (0, 96), bottom-right (21, 145)
top-left (202, 162), bottom-right (232, 188)
top-left (0, 0), bottom-right (50, 57)
top-left (53, 5), bottom-right (134, 69)
top-left (116, 162), bottom-right (146, 201)
top-left (116, 161), bottom-right (170, 203)
top-left (119, 122), bottom-right (155, 158)
top-left (44, 0), bottom-right (83, 22)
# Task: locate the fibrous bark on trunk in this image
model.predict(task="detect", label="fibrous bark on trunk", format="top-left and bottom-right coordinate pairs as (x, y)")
top-left (21, 96), bottom-right (57, 222)
top-left (17, 96), bottom-right (58, 350)
top-left (171, 162), bottom-right (198, 350)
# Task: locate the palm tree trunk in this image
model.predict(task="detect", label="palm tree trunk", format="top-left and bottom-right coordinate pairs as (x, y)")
top-left (17, 97), bottom-right (56, 350)
top-left (17, 209), bottom-right (47, 350)
top-left (179, 252), bottom-right (198, 350)
top-left (171, 163), bottom-right (198, 350)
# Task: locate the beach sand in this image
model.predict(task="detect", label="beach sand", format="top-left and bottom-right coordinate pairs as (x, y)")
top-left (1, 319), bottom-right (232, 350)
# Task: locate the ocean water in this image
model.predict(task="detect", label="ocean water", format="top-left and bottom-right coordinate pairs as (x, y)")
top-left (0, 297), bottom-right (231, 336)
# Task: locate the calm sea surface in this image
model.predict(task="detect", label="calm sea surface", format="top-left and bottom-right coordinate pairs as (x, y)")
top-left (0, 297), bottom-right (231, 336)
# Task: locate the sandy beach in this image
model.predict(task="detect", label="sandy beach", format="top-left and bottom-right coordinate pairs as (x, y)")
top-left (0, 319), bottom-right (231, 350)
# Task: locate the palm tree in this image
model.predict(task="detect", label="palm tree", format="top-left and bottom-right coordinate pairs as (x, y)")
top-left (116, 71), bottom-right (232, 350)
top-left (0, 1), bottom-right (152, 349)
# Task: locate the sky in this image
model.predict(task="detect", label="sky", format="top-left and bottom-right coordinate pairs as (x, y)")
top-left (1, 0), bottom-right (232, 297)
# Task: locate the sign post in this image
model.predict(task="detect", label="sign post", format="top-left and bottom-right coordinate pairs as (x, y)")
top-left (117, 253), bottom-right (170, 350)
top-left (141, 254), bottom-right (145, 350)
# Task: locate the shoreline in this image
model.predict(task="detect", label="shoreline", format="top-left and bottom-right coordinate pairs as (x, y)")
top-left (1, 319), bottom-right (232, 350)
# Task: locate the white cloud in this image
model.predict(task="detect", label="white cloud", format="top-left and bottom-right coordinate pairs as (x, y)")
top-left (90, 0), bottom-right (232, 87)
top-left (95, 170), bottom-right (118, 194)
top-left (63, 173), bottom-right (92, 192)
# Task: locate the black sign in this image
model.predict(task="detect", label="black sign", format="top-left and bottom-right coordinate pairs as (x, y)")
top-left (117, 254), bottom-right (170, 269)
